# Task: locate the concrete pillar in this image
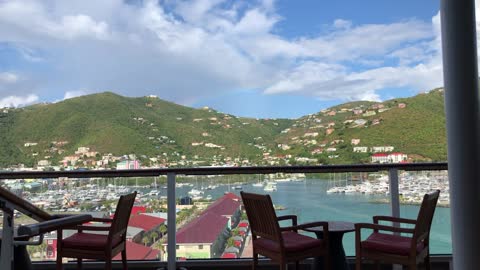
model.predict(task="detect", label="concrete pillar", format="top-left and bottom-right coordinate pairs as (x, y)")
top-left (440, 0), bottom-right (480, 269)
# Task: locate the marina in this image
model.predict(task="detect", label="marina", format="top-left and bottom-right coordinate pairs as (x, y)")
top-left (1, 173), bottom-right (452, 256)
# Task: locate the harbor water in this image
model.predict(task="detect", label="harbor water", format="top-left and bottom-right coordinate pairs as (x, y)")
top-left (171, 178), bottom-right (452, 256)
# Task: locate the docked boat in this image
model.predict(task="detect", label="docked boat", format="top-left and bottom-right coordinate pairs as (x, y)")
top-left (264, 182), bottom-right (277, 192)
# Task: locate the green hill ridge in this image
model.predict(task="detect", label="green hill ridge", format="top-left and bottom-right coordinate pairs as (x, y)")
top-left (0, 89), bottom-right (447, 168)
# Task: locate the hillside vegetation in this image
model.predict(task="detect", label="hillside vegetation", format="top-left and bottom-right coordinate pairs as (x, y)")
top-left (0, 89), bottom-right (447, 168)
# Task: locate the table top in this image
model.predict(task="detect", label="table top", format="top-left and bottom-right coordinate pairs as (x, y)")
top-left (303, 221), bottom-right (355, 233)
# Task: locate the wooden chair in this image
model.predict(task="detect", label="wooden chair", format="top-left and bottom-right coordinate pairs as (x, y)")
top-left (355, 190), bottom-right (440, 270)
top-left (56, 192), bottom-right (137, 270)
top-left (240, 191), bottom-right (330, 270)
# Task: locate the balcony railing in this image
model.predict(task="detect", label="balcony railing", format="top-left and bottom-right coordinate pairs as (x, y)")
top-left (0, 162), bottom-right (449, 270)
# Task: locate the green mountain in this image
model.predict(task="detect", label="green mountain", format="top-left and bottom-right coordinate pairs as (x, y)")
top-left (275, 88), bottom-right (447, 164)
top-left (0, 89), bottom-right (447, 168)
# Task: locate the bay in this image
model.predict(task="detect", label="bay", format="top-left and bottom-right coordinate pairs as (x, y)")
top-left (151, 178), bottom-right (452, 256)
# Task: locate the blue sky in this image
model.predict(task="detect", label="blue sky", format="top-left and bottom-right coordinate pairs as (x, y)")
top-left (0, 0), bottom-right (452, 118)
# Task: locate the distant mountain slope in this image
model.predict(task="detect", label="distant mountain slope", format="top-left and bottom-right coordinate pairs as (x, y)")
top-left (0, 89), bottom-right (447, 168)
top-left (1, 92), bottom-right (292, 167)
top-left (274, 89), bottom-right (446, 164)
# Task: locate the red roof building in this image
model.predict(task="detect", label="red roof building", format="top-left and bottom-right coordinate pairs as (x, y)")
top-left (129, 214), bottom-right (166, 232)
top-left (176, 212), bottom-right (228, 244)
top-left (203, 193), bottom-right (241, 228)
top-left (175, 211), bottom-right (229, 259)
top-left (131, 205), bottom-right (147, 215)
top-left (113, 241), bottom-right (159, 260)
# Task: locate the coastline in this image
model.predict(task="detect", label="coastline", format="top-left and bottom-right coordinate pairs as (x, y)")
top-left (369, 198), bottom-right (450, 208)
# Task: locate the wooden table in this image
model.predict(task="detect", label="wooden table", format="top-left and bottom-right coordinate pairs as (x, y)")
top-left (304, 221), bottom-right (355, 270)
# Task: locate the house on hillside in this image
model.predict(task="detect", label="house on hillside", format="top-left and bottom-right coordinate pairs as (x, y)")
top-left (354, 119), bottom-right (367, 126)
top-left (363, 111), bottom-right (376, 117)
top-left (371, 146), bottom-right (394, 153)
top-left (353, 146), bottom-right (368, 153)
top-left (353, 109), bottom-right (363, 115)
top-left (116, 160), bottom-right (141, 169)
top-left (371, 152), bottom-right (407, 163)
top-left (371, 153), bottom-right (389, 163)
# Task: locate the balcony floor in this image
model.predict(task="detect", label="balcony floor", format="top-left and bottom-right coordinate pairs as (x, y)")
top-left (32, 256), bottom-right (452, 270)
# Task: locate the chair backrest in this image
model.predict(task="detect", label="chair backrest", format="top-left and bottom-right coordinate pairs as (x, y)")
top-left (240, 191), bottom-right (282, 242)
top-left (413, 190), bottom-right (440, 242)
top-left (108, 192), bottom-right (137, 242)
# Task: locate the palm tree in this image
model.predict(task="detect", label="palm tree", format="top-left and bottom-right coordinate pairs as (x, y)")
top-left (159, 224), bottom-right (168, 237)
top-left (226, 237), bottom-right (235, 248)
top-left (142, 235), bottom-right (150, 246)
top-left (153, 238), bottom-right (167, 261)
top-left (151, 231), bottom-right (159, 243)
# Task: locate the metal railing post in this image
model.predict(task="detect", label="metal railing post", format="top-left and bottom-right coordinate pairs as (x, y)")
top-left (388, 168), bottom-right (402, 270)
top-left (167, 173), bottom-right (176, 270)
top-left (388, 168), bottom-right (400, 221)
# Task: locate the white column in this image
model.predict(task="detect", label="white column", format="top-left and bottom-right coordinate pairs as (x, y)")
top-left (441, 1), bottom-right (480, 269)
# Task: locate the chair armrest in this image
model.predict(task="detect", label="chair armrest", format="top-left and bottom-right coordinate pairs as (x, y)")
top-left (277, 215), bottom-right (297, 226)
top-left (355, 223), bottom-right (415, 234)
top-left (281, 221), bottom-right (329, 232)
top-left (76, 225), bottom-right (111, 232)
top-left (373, 216), bottom-right (417, 225)
top-left (91, 217), bottom-right (113, 223)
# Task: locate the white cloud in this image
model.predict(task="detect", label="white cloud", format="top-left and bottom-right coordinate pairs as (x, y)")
top-left (0, 94), bottom-right (38, 108)
top-left (0, 0), bottom-right (446, 108)
top-left (64, 90), bottom-right (88, 100)
top-left (333, 19), bottom-right (352, 29)
top-left (0, 72), bottom-right (19, 83)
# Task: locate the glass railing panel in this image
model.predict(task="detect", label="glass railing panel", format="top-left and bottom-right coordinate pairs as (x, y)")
top-left (173, 174), bottom-right (249, 260)
top-left (0, 166), bottom-right (452, 266)
top-left (1, 176), bottom-right (168, 263)
top-left (398, 170), bottom-right (452, 254)
top-left (172, 172), bottom-right (394, 259)
top-left (300, 172), bottom-right (392, 256)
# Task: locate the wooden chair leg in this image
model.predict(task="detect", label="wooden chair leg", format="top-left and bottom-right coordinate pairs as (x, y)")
top-left (424, 253), bottom-right (431, 270)
top-left (122, 249), bottom-right (128, 270)
top-left (324, 254), bottom-right (331, 270)
top-left (77, 258), bottom-right (82, 270)
top-left (105, 258), bottom-right (112, 270)
top-left (355, 255), bottom-right (361, 270)
top-left (252, 253), bottom-right (258, 270)
top-left (280, 259), bottom-right (287, 270)
top-left (56, 255), bottom-right (62, 270)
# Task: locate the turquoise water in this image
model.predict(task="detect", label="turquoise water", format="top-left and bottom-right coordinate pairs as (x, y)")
top-left (170, 178), bottom-right (452, 256)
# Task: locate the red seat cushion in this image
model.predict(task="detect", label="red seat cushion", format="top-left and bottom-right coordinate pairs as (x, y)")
top-left (62, 233), bottom-right (122, 250)
top-left (254, 231), bottom-right (324, 253)
top-left (362, 232), bottom-right (425, 255)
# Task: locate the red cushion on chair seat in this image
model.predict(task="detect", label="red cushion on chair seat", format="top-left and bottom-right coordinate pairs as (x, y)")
top-left (62, 233), bottom-right (122, 250)
top-left (254, 231), bottom-right (324, 253)
top-left (362, 233), bottom-right (424, 255)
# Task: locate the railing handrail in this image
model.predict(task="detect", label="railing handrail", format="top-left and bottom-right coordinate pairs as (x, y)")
top-left (0, 162), bottom-right (448, 179)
